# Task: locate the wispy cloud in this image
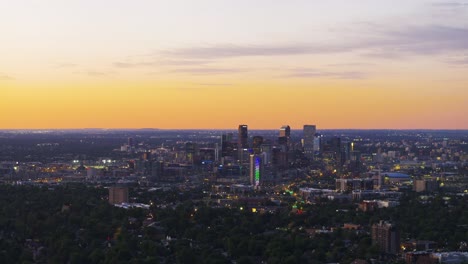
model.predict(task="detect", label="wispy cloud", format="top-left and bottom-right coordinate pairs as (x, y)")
top-left (0, 73), bottom-right (14, 81)
top-left (73, 70), bottom-right (116, 77)
top-left (87, 70), bottom-right (115, 77)
top-left (326, 62), bottom-right (376, 67)
top-left (284, 69), bottom-right (368, 80)
top-left (159, 24), bottom-right (468, 60)
top-left (113, 59), bottom-right (211, 68)
top-left (195, 83), bottom-right (233, 86)
top-left (445, 56), bottom-right (468, 65)
top-left (431, 2), bottom-right (468, 7)
top-left (55, 63), bottom-right (77, 68)
top-left (162, 43), bottom-right (355, 59)
top-left (170, 67), bottom-right (246, 75)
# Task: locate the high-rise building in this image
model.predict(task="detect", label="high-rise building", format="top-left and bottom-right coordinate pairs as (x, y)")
top-left (313, 133), bottom-right (323, 153)
top-left (279, 125), bottom-right (290, 138)
top-left (221, 133), bottom-right (235, 158)
top-left (252, 136), bottom-right (264, 154)
top-left (151, 161), bottom-right (164, 182)
top-left (303, 125), bottom-right (316, 160)
top-left (250, 154), bottom-right (262, 187)
top-left (238, 125), bottom-right (248, 149)
top-left (238, 125), bottom-right (248, 164)
top-left (372, 221), bottom-right (400, 254)
top-left (185, 142), bottom-right (198, 164)
top-left (108, 186), bottom-right (129, 204)
top-left (278, 125), bottom-right (291, 150)
top-left (128, 137), bottom-right (134, 147)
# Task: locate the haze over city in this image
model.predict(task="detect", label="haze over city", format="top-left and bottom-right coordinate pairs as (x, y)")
top-left (1, 0), bottom-right (468, 129)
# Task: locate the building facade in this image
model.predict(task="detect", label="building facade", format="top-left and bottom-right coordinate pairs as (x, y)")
top-left (372, 221), bottom-right (400, 254)
top-left (109, 186), bottom-right (129, 204)
top-left (303, 125), bottom-right (316, 160)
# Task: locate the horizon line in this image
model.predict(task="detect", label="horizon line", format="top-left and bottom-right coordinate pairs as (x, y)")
top-left (0, 128), bottom-right (467, 131)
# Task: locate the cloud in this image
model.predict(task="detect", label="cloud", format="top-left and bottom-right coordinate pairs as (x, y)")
top-left (113, 59), bottom-right (211, 68)
top-left (162, 43), bottom-right (356, 59)
top-left (445, 56), bottom-right (468, 65)
top-left (326, 62), bottom-right (376, 67)
top-left (73, 70), bottom-right (116, 77)
top-left (431, 2), bottom-right (468, 7)
top-left (170, 67), bottom-right (246, 75)
top-left (159, 24), bottom-right (468, 60)
top-left (0, 73), bottom-right (14, 81)
top-left (86, 70), bottom-right (115, 77)
top-left (55, 63), bottom-right (77, 68)
top-left (195, 83), bottom-right (233, 86)
top-left (284, 69), bottom-right (368, 80)
top-left (113, 62), bottom-right (141, 68)
top-left (390, 25), bottom-right (468, 53)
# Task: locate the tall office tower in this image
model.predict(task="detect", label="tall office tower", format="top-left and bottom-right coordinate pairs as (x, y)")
top-left (279, 125), bottom-right (291, 138)
top-left (151, 161), bottom-right (164, 182)
top-left (221, 133), bottom-right (234, 158)
top-left (340, 141), bottom-right (353, 165)
top-left (252, 136), bottom-right (264, 154)
top-left (238, 125), bottom-right (248, 163)
top-left (249, 154), bottom-right (262, 187)
top-left (303, 125), bottom-right (316, 160)
top-left (278, 125), bottom-right (291, 149)
top-left (185, 142), bottom-right (198, 164)
top-left (108, 186), bottom-right (129, 204)
top-left (372, 221), bottom-right (400, 254)
top-left (238, 125), bottom-right (248, 149)
top-left (214, 143), bottom-right (220, 161)
top-left (313, 133), bottom-right (323, 153)
top-left (128, 137), bottom-right (134, 147)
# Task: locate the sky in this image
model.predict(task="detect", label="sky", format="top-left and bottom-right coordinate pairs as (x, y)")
top-left (1, 0), bottom-right (468, 129)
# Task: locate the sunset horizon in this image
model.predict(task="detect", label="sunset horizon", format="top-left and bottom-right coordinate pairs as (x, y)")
top-left (1, 0), bottom-right (467, 129)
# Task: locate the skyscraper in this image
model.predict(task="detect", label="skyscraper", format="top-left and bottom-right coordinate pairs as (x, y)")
top-left (238, 125), bottom-right (248, 164)
top-left (238, 125), bottom-right (248, 149)
top-left (303, 125), bottom-right (316, 160)
top-left (250, 154), bottom-right (262, 187)
top-left (279, 125), bottom-right (291, 138)
top-left (128, 137), bottom-right (134, 147)
top-left (278, 125), bottom-right (291, 148)
top-left (252, 136), bottom-right (264, 154)
top-left (221, 133), bottom-right (234, 158)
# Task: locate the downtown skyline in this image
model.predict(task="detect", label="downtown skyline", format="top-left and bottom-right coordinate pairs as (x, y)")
top-left (1, 0), bottom-right (468, 129)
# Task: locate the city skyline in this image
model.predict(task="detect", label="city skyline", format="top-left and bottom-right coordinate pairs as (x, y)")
top-left (1, 0), bottom-right (468, 129)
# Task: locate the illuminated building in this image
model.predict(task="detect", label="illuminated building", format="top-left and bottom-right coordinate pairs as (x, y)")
top-left (279, 125), bottom-right (291, 138)
top-left (185, 142), bottom-right (198, 164)
top-left (109, 186), bottom-right (129, 204)
top-left (278, 125), bottom-right (290, 153)
top-left (372, 221), bottom-right (400, 254)
top-left (249, 154), bottom-right (262, 187)
top-left (278, 125), bottom-right (290, 146)
top-left (303, 125), bottom-right (316, 160)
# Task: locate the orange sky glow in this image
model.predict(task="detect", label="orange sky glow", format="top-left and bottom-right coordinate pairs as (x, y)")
top-left (1, 1), bottom-right (467, 129)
